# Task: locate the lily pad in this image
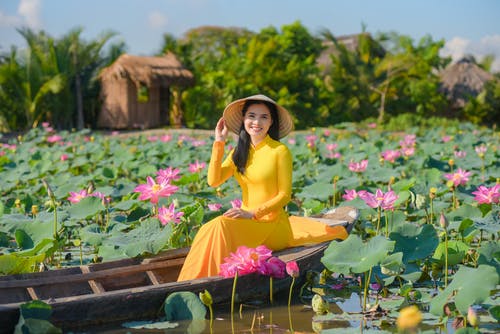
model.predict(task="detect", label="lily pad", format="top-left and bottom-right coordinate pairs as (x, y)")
top-left (321, 235), bottom-right (395, 274)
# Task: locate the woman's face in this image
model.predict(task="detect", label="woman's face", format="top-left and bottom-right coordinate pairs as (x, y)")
top-left (243, 103), bottom-right (273, 144)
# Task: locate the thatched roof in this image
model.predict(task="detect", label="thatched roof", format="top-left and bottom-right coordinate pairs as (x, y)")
top-left (100, 52), bottom-right (194, 87)
top-left (439, 57), bottom-right (494, 107)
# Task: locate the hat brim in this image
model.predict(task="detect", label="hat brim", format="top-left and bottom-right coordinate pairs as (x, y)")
top-left (222, 94), bottom-right (294, 138)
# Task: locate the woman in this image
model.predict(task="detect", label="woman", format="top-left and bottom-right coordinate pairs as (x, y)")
top-left (177, 94), bottom-right (348, 281)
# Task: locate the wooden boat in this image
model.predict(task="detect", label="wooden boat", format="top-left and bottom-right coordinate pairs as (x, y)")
top-left (0, 206), bottom-right (358, 333)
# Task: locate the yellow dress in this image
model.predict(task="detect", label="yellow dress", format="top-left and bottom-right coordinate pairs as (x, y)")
top-left (177, 135), bottom-right (348, 281)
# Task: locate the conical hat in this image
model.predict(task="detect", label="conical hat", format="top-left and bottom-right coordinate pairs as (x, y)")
top-left (222, 94), bottom-right (294, 138)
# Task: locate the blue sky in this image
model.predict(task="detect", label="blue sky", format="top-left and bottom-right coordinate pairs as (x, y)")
top-left (1, 0), bottom-right (500, 71)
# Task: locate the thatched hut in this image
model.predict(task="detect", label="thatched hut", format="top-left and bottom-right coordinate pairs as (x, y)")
top-left (439, 57), bottom-right (494, 109)
top-left (97, 52), bottom-right (194, 129)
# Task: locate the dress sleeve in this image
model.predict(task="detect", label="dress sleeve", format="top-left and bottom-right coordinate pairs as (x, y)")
top-left (253, 145), bottom-right (292, 219)
top-left (207, 141), bottom-right (234, 187)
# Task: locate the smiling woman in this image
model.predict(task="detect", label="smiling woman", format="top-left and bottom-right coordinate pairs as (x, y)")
top-left (177, 94), bottom-right (349, 281)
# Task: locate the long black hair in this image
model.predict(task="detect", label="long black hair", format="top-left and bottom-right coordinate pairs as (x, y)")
top-left (232, 100), bottom-right (280, 174)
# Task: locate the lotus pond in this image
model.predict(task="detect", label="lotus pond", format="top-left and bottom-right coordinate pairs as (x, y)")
top-left (0, 122), bottom-right (499, 333)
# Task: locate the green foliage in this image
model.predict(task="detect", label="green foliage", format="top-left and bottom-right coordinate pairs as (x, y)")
top-left (429, 265), bottom-right (498, 316)
top-left (321, 235), bottom-right (395, 274)
top-left (164, 291), bottom-right (207, 321)
top-left (14, 300), bottom-right (62, 334)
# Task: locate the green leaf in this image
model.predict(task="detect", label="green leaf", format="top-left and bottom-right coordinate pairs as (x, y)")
top-left (164, 291), bottom-right (207, 321)
top-left (432, 240), bottom-right (469, 266)
top-left (321, 235), bottom-right (395, 274)
top-left (380, 252), bottom-right (405, 276)
top-left (67, 196), bottom-right (105, 220)
top-left (489, 305), bottom-right (500, 321)
top-left (19, 300), bottom-right (52, 320)
top-left (429, 265), bottom-right (499, 316)
top-left (390, 223), bottom-right (439, 262)
top-left (15, 229), bottom-right (34, 249)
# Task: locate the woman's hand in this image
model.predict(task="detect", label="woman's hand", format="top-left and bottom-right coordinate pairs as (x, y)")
top-left (223, 208), bottom-right (254, 219)
top-left (215, 117), bottom-right (228, 142)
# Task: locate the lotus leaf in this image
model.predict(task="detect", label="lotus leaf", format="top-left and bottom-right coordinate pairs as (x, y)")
top-left (390, 223), bottom-right (439, 262)
top-left (321, 235), bottom-right (395, 274)
top-left (429, 264), bottom-right (499, 316)
top-left (164, 291), bottom-right (207, 321)
top-left (432, 240), bottom-right (469, 266)
top-left (67, 196), bottom-right (105, 220)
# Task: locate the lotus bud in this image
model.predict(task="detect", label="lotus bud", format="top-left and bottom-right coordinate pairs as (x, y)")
top-left (199, 289), bottom-right (213, 306)
top-left (15, 198), bottom-right (21, 208)
top-left (286, 261), bottom-right (300, 278)
top-left (429, 187), bottom-right (437, 199)
top-left (448, 159), bottom-right (454, 167)
top-left (311, 294), bottom-right (329, 315)
top-left (468, 306), bottom-right (479, 328)
top-left (41, 179), bottom-right (55, 199)
top-left (439, 212), bottom-right (449, 229)
top-left (333, 175), bottom-right (339, 182)
top-left (31, 205), bottom-right (39, 216)
top-left (396, 305), bottom-right (422, 330)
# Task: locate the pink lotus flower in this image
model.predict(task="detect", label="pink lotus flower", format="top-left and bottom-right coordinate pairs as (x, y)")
top-left (472, 184), bottom-right (500, 204)
top-left (381, 150), bottom-right (401, 163)
top-left (68, 189), bottom-right (89, 203)
top-left (286, 261), bottom-right (300, 278)
top-left (158, 203), bottom-right (184, 225)
top-left (444, 168), bottom-right (472, 187)
top-left (191, 140), bottom-right (206, 147)
top-left (189, 160), bottom-right (206, 173)
top-left (342, 189), bottom-right (362, 201)
top-left (326, 143), bottom-right (338, 151)
top-left (359, 189), bottom-right (399, 210)
top-left (156, 167), bottom-right (181, 183)
top-left (475, 144), bottom-right (487, 157)
top-left (348, 159), bottom-right (368, 173)
top-left (305, 135), bottom-right (317, 149)
top-left (258, 257), bottom-right (286, 279)
top-left (288, 138), bottom-right (296, 145)
top-left (133, 176), bottom-right (179, 204)
top-left (441, 135), bottom-right (452, 143)
top-left (367, 123), bottom-right (377, 129)
top-left (160, 134), bottom-right (172, 142)
top-left (42, 122), bottom-right (50, 128)
top-left (60, 154), bottom-right (69, 161)
top-left (400, 147), bottom-right (415, 157)
top-left (219, 245), bottom-right (273, 278)
top-left (47, 135), bottom-right (63, 143)
top-left (230, 199), bottom-right (242, 209)
top-left (208, 203), bottom-right (222, 211)
top-left (399, 134), bottom-right (416, 148)
top-left (147, 135), bottom-right (158, 142)
top-left (323, 129), bottom-right (331, 137)
top-left (454, 150), bottom-right (467, 158)
top-left (90, 191), bottom-right (111, 205)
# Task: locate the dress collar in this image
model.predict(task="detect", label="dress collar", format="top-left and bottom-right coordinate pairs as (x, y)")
top-left (251, 135), bottom-right (271, 150)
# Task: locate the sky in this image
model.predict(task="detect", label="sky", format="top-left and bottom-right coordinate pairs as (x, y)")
top-left (1, 0), bottom-right (500, 71)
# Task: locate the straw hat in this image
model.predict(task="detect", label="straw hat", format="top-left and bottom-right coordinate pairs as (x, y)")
top-left (222, 94), bottom-right (294, 138)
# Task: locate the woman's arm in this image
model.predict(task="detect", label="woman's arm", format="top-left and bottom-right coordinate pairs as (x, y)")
top-left (207, 118), bottom-right (234, 187)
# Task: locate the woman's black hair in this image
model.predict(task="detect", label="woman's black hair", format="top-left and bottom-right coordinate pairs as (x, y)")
top-left (232, 100), bottom-right (280, 174)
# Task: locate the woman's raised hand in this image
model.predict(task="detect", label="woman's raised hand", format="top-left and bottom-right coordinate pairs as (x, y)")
top-left (215, 117), bottom-right (228, 142)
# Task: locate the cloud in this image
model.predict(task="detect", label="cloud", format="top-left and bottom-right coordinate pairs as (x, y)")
top-left (148, 12), bottom-right (168, 29)
top-left (18, 0), bottom-right (42, 29)
top-left (441, 34), bottom-right (500, 72)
